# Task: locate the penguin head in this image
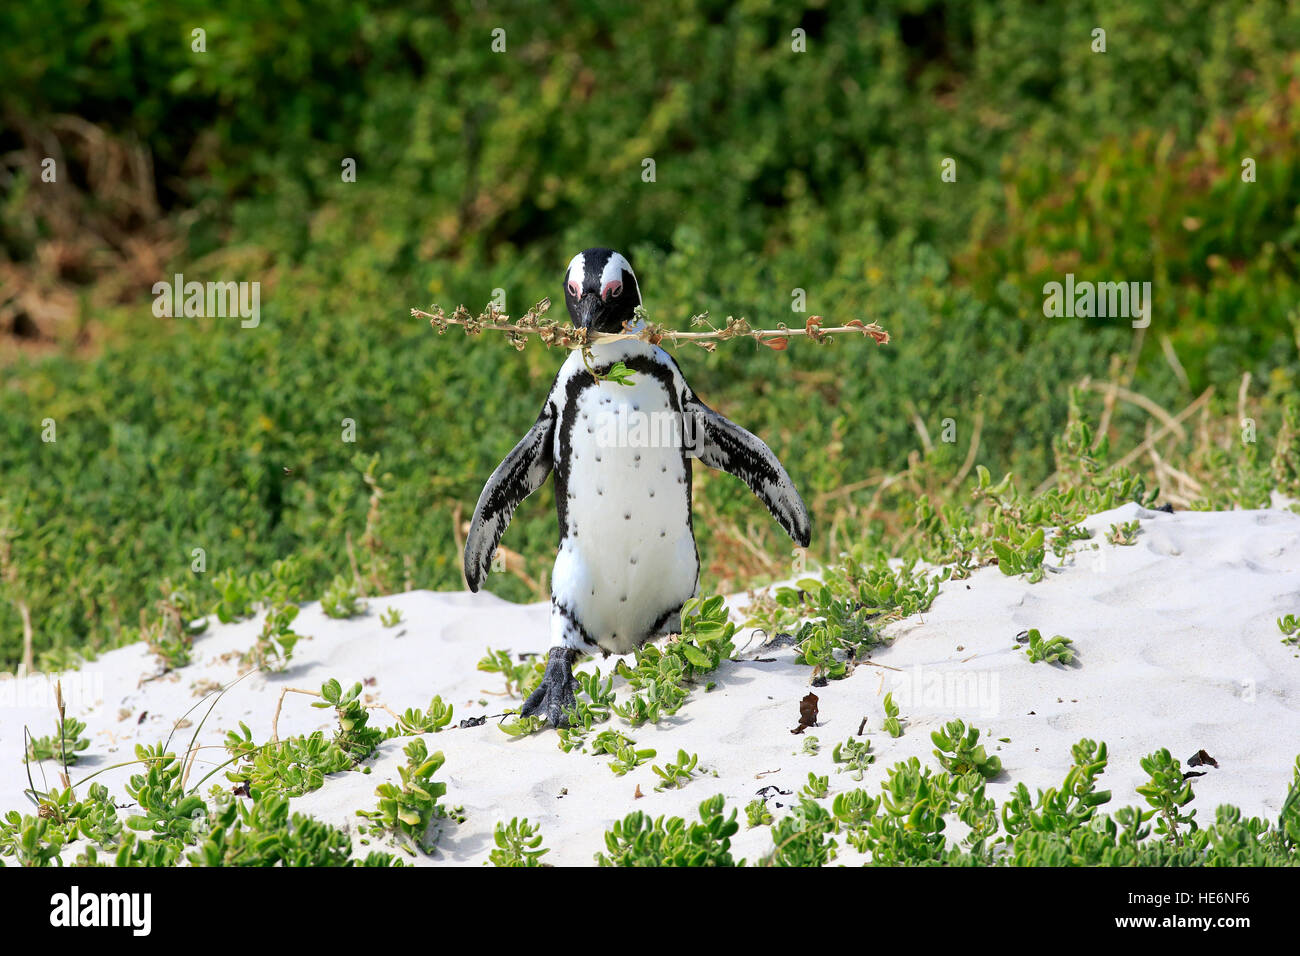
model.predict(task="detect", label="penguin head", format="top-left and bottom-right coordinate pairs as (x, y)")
top-left (563, 248), bottom-right (641, 334)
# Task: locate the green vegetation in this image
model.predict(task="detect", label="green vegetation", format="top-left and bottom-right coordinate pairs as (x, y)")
top-left (610, 595), bottom-right (737, 725)
top-left (832, 737), bottom-right (875, 780)
top-left (590, 741), bottom-right (1300, 866)
top-left (243, 602), bottom-right (304, 672)
top-left (2, 775), bottom-right (406, 867)
top-left (26, 717), bottom-right (90, 765)
top-left (931, 720), bottom-right (1004, 779)
top-left (389, 695), bottom-right (455, 737)
top-left (1280, 613), bottom-right (1299, 645)
top-left (357, 738), bottom-right (448, 854)
top-left (1136, 747), bottom-right (1198, 845)
top-left (320, 575), bottom-right (366, 620)
top-left (224, 727), bottom-right (355, 798)
top-left (882, 693), bottom-right (904, 738)
top-left (745, 799), bottom-right (774, 829)
top-left (190, 794), bottom-right (399, 867)
top-left (0, 783), bottom-right (119, 866)
top-left (592, 730), bottom-right (656, 777)
top-left (652, 749), bottom-right (703, 791)
top-left (768, 797), bottom-right (841, 866)
top-left (497, 714), bottom-right (548, 738)
top-left (478, 648), bottom-right (543, 699)
top-left (5, 682), bottom-right (1299, 866)
top-left (2, 1), bottom-right (1298, 671)
top-left (801, 772), bottom-right (831, 799)
top-left (1022, 629), bottom-right (1078, 665)
top-left (596, 794), bottom-right (742, 867)
top-left (1107, 520), bottom-right (1142, 546)
top-left (313, 678), bottom-right (384, 763)
top-left (2, 671), bottom-right (453, 866)
top-left (489, 817), bottom-right (549, 868)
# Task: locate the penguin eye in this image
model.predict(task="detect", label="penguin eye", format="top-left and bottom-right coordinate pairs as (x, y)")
top-left (602, 280), bottom-right (622, 299)
top-left (567, 281), bottom-right (581, 297)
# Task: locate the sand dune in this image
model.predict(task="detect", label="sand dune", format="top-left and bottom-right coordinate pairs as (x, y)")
top-left (2, 501), bottom-right (1297, 865)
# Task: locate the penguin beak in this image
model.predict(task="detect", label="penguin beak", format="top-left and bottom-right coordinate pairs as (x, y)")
top-left (573, 293), bottom-right (600, 330)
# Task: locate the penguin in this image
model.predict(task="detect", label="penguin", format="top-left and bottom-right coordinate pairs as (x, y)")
top-left (464, 248), bottom-right (811, 726)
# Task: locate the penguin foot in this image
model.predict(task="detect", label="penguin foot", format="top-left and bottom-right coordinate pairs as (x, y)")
top-left (521, 647), bottom-right (579, 727)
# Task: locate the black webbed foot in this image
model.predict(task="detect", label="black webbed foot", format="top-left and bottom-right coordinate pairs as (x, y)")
top-left (521, 647), bottom-right (579, 727)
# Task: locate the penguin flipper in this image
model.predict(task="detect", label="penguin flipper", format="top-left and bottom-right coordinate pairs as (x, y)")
top-left (464, 403), bottom-right (556, 591)
top-left (687, 397), bottom-right (812, 548)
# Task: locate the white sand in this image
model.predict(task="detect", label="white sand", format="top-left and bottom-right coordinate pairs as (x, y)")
top-left (2, 501), bottom-right (1297, 865)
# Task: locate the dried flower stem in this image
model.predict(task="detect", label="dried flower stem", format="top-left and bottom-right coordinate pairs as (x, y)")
top-left (413, 299), bottom-right (889, 354)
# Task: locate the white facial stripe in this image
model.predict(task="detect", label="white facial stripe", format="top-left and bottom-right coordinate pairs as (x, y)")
top-left (600, 252), bottom-right (639, 304)
top-left (600, 252), bottom-right (631, 288)
top-left (566, 253), bottom-right (586, 291)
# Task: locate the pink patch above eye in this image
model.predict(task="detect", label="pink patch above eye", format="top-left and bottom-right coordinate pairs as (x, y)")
top-left (602, 280), bottom-right (622, 299)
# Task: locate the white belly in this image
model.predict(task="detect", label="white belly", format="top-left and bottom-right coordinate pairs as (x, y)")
top-left (552, 369), bottom-right (699, 654)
